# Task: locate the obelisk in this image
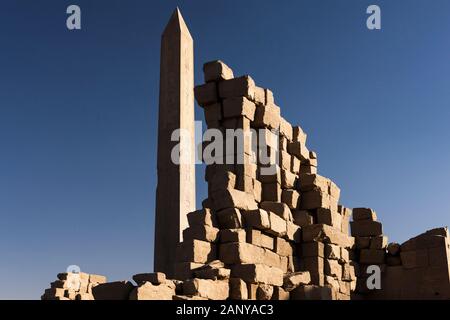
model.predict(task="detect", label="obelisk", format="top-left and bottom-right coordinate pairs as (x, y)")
top-left (154, 8), bottom-right (196, 278)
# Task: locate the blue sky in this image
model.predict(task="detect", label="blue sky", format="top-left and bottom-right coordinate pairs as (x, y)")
top-left (0, 0), bottom-right (449, 299)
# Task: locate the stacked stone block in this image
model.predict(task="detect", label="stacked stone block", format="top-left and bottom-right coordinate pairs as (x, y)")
top-left (42, 272), bottom-right (106, 300)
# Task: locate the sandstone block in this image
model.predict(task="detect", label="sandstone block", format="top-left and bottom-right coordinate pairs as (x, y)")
top-left (176, 239), bottom-right (217, 263)
top-left (260, 232), bottom-right (274, 250)
top-left (219, 75), bottom-right (255, 100)
top-left (325, 244), bottom-right (341, 260)
top-left (204, 103), bottom-right (222, 125)
top-left (292, 126), bottom-right (307, 145)
top-left (242, 209), bottom-right (270, 230)
top-left (272, 286), bottom-right (290, 300)
top-left (370, 235), bottom-right (388, 249)
top-left (286, 221), bottom-right (301, 243)
top-left (288, 141), bottom-right (309, 161)
top-left (174, 262), bottom-right (204, 281)
top-left (267, 211), bottom-right (287, 237)
top-left (183, 279), bottom-right (229, 300)
top-left (351, 221), bottom-right (383, 237)
top-left (229, 278), bottom-right (248, 300)
top-left (92, 281), bottom-right (135, 300)
top-left (303, 224), bottom-right (354, 248)
top-left (129, 281), bottom-right (175, 300)
top-left (387, 242), bottom-right (401, 256)
top-left (317, 207), bottom-right (342, 229)
top-left (324, 259), bottom-right (342, 279)
top-left (274, 237), bottom-right (293, 256)
top-left (292, 210), bottom-right (314, 227)
top-left (89, 274), bottom-right (107, 284)
top-left (211, 188), bottom-right (258, 211)
top-left (352, 208), bottom-right (377, 221)
top-left (253, 103), bottom-right (281, 129)
top-left (342, 264), bottom-right (356, 281)
top-left (262, 182), bottom-right (282, 202)
top-left (291, 155), bottom-right (301, 174)
top-left (183, 225), bottom-right (219, 242)
top-left (400, 249), bottom-right (429, 269)
top-left (260, 201), bottom-right (293, 221)
top-left (203, 60), bottom-right (234, 82)
top-left (246, 228), bottom-right (262, 246)
top-left (231, 264), bottom-right (283, 286)
top-left (355, 236), bottom-right (371, 249)
top-left (132, 272), bottom-right (166, 286)
top-left (216, 208), bottom-right (243, 229)
top-left (279, 117), bottom-right (293, 141)
top-left (220, 229), bottom-right (246, 243)
top-left (281, 169), bottom-right (297, 189)
top-left (195, 82), bottom-right (218, 106)
top-left (223, 97), bottom-right (256, 121)
top-left (283, 272), bottom-right (311, 291)
top-left (219, 242), bottom-right (264, 264)
top-left (257, 284), bottom-right (274, 300)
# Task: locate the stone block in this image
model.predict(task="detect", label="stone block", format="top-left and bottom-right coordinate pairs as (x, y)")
top-left (231, 264), bottom-right (283, 286)
top-left (89, 274), bottom-right (107, 284)
top-left (300, 256), bottom-right (325, 286)
top-left (223, 97), bottom-right (256, 121)
top-left (187, 208), bottom-right (217, 228)
top-left (279, 117), bottom-right (293, 141)
top-left (291, 155), bottom-right (301, 174)
top-left (132, 272), bottom-right (166, 286)
top-left (204, 103), bottom-right (222, 125)
top-left (216, 208), bottom-right (243, 229)
top-left (281, 169), bottom-right (297, 189)
top-left (129, 281), bottom-right (175, 300)
top-left (303, 224), bottom-right (354, 248)
top-left (400, 249), bottom-right (429, 269)
top-left (195, 82), bottom-right (218, 106)
top-left (267, 211), bottom-right (287, 237)
top-left (174, 262), bottom-right (204, 281)
top-left (370, 235), bottom-right (388, 249)
top-left (262, 182), bottom-right (282, 202)
top-left (183, 279), bottom-right (229, 300)
top-left (272, 286), bottom-right (290, 300)
top-left (355, 236), bottom-right (371, 249)
top-left (92, 281), bottom-right (135, 300)
top-left (219, 242), bottom-right (264, 264)
top-left (286, 221), bottom-right (301, 243)
top-left (287, 141), bottom-right (309, 161)
top-left (274, 237), bottom-right (293, 256)
top-left (352, 208), bottom-right (377, 221)
top-left (229, 278), bottom-right (248, 300)
top-left (183, 225), bottom-right (219, 242)
top-left (242, 209), bottom-right (270, 230)
top-left (220, 229), bottom-right (246, 243)
top-left (292, 126), bottom-right (307, 145)
top-left (317, 207), bottom-right (342, 229)
top-left (324, 244), bottom-right (341, 260)
top-left (281, 190), bottom-right (300, 209)
top-left (324, 259), bottom-right (342, 279)
top-left (219, 75), bottom-right (255, 100)
top-left (253, 103), bottom-right (281, 129)
top-left (300, 189), bottom-right (332, 210)
top-left (207, 170), bottom-right (236, 191)
top-left (292, 210), bottom-right (314, 227)
top-left (176, 239), bottom-right (217, 263)
top-left (260, 201), bottom-right (293, 221)
top-left (246, 228), bottom-right (262, 246)
top-left (257, 284), bottom-right (274, 300)
top-left (387, 242), bottom-right (401, 256)
top-left (350, 221), bottom-right (383, 237)
top-left (211, 188), bottom-right (258, 211)
top-left (203, 60), bottom-right (234, 82)
top-left (283, 272), bottom-right (311, 291)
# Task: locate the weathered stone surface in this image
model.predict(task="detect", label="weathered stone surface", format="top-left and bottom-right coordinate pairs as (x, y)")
top-left (262, 182), bottom-right (282, 202)
top-left (176, 239), bottom-right (217, 263)
top-left (129, 281), bottom-right (175, 300)
top-left (325, 244), bottom-right (341, 260)
top-left (256, 284), bottom-right (274, 300)
top-left (281, 169), bottom-right (297, 189)
top-left (260, 201), bottom-right (293, 221)
top-left (242, 209), bottom-right (270, 230)
top-left (352, 208), bottom-right (377, 221)
top-left (193, 262), bottom-right (230, 280)
top-left (350, 221), bottom-right (383, 237)
top-left (290, 285), bottom-right (336, 300)
top-left (203, 60), bottom-right (234, 82)
top-left (133, 272), bottom-right (166, 285)
top-left (286, 221), bottom-right (301, 243)
top-left (324, 259), bottom-right (342, 279)
top-left (89, 274), bottom-right (107, 284)
top-left (253, 103), bottom-right (281, 129)
top-left (216, 208), bottom-right (243, 229)
top-left (400, 249), bottom-right (429, 269)
top-left (292, 210), bottom-right (314, 227)
top-left (300, 257), bottom-right (325, 286)
top-left (317, 208), bottom-right (342, 229)
top-left (229, 278), bottom-right (248, 300)
top-left (292, 126), bottom-right (307, 145)
top-left (174, 262), bottom-right (204, 280)
top-left (223, 97), bottom-right (256, 121)
top-left (283, 272), bottom-right (311, 291)
top-left (342, 264), bottom-right (356, 281)
top-left (274, 237), bottom-right (293, 256)
top-left (281, 189), bottom-right (300, 209)
top-left (220, 229), bottom-right (246, 243)
top-left (219, 242), bottom-right (264, 264)
top-left (260, 232), bottom-right (274, 250)
top-left (187, 208), bottom-right (217, 228)
top-left (303, 224), bottom-right (354, 248)
top-left (279, 117), bottom-right (293, 141)
top-left (183, 279), bottom-right (229, 300)
top-left (267, 212), bottom-right (287, 237)
top-left (288, 141), bottom-right (309, 161)
top-left (231, 264), bottom-right (283, 286)
top-left (92, 281), bottom-right (135, 300)
top-left (355, 236), bottom-right (371, 249)
top-left (246, 228), bottom-right (262, 246)
top-left (272, 286), bottom-right (290, 300)
top-left (219, 76), bottom-right (255, 100)
top-left (211, 189), bottom-right (258, 211)
top-left (183, 225), bottom-right (219, 242)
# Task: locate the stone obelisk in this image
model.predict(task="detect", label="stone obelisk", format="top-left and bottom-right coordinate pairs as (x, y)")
top-left (154, 8), bottom-right (196, 278)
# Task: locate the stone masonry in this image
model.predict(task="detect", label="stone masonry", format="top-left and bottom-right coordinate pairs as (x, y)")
top-left (42, 61), bottom-right (450, 300)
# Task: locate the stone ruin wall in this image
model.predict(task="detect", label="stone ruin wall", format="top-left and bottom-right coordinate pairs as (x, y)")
top-left (41, 60), bottom-right (450, 300)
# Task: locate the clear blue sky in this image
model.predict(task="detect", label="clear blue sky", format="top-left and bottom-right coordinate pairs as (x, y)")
top-left (0, 0), bottom-right (449, 299)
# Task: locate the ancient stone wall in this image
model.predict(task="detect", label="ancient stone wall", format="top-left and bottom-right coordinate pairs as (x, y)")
top-left (41, 60), bottom-right (450, 300)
